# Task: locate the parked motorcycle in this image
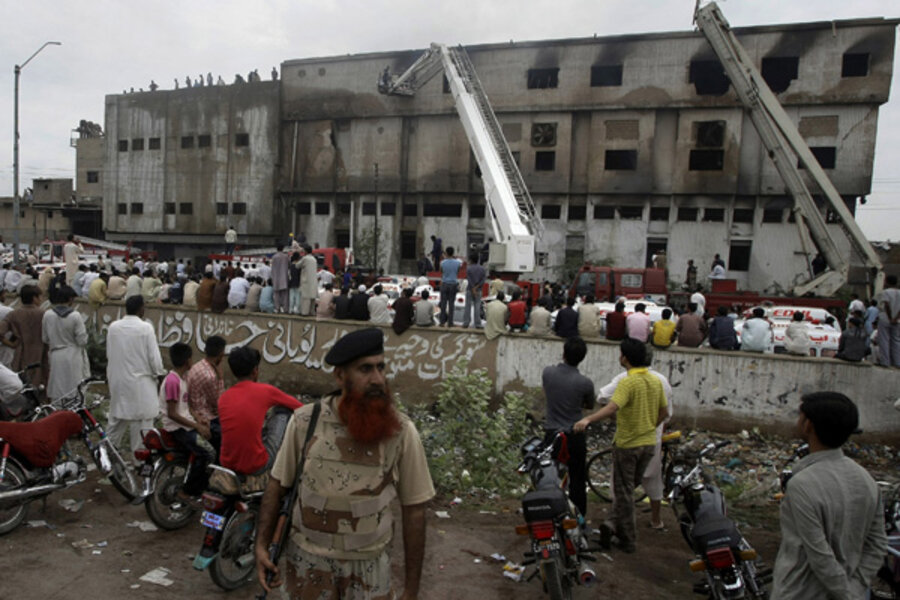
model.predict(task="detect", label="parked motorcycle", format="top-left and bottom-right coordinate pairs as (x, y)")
top-left (0, 377), bottom-right (141, 534)
top-left (133, 427), bottom-right (201, 530)
top-left (192, 465), bottom-right (262, 590)
top-left (515, 433), bottom-right (598, 600)
top-left (0, 363), bottom-right (43, 422)
top-left (667, 440), bottom-right (768, 599)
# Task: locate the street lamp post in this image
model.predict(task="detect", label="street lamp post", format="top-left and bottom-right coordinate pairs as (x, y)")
top-left (13, 41), bottom-right (61, 265)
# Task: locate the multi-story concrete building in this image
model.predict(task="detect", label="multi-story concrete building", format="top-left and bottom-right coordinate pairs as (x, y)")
top-left (102, 82), bottom-right (280, 252)
top-left (101, 16), bottom-right (897, 291)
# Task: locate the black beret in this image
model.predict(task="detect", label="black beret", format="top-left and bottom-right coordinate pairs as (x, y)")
top-left (325, 328), bottom-right (385, 367)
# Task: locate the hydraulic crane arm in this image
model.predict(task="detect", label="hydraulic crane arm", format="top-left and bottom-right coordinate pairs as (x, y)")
top-left (695, 2), bottom-right (884, 296)
top-left (379, 44), bottom-right (543, 273)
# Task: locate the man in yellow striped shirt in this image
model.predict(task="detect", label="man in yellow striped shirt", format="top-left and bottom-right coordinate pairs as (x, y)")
top-left (575, 338), bottom-right (668, 552)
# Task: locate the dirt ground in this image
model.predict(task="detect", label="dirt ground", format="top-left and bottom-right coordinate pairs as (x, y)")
top-left (0, 468), bottom-right (783, 600)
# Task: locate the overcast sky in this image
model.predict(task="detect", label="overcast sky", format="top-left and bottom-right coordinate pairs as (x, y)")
top-left (1, 0), bottom-right (898, 240)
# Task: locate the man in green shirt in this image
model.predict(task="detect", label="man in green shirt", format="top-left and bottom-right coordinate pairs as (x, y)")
top-left (575, 338), bottom-right (668, 552)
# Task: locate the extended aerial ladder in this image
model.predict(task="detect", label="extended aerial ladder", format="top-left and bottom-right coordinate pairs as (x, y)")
top-left (378, 44), bottom-right (543, 273)
top-left (694, 1), bottom-right (884, 297)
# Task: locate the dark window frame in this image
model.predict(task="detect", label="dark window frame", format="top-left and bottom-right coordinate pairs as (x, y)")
top-left (198, 134), bottom-right (212, 148)
top-left (164, 202), bottom-right (176, 215)
top-left (618, 206), bottom-right (643, 220)
top-left (841, 53), bottom-right (870, 78)
top-left (689, 149), bottom-right (725, 171)
top-left (703, 208), bottom-right (725, 222)
top-left (130, 202), bottom-right (144, 215)
top-left (527, 68), bottom-right (559, 89)
top-left (590, 64), bottom-right (623, 87)
top-left (216, 202), bottom-right (228, 215)
top-left (678, 207), bottom-right (699, 221)
top-left (594, 205), bottom-right (615, 219)
top-left (315, 201), bottom-right (330, 215)
top-left (131, 138), bottom-right (144, 151)
top-left (148, 137), bottom-right (161, 150)
top-left (568, 205), bottom-right (586, 221)
top-left (235, 133), bottom-right (250, 147)
top-left (296, 202), bottom-right (312, 215)
top-left (86, 171), bottom-right (99, 184)
top-left (179, 203), bottom-right (193, 215)
top-left (541, 204), bottom-right (562, 220)
top-left (604, 149), bottom-right (638, 170)
top-left (534, 150), bottom-right (556, 171)
top-left (180, 136), bottom-right (194, 149)
top-left (232, 202), bottom-right (247, 215)
top-left (117, 203), bottom-right (127, 215)
top-left (732, 208), bottom-right (754, 223)
top-left (729, 241), bottom-right (752, 272)
top-left (422, 203), bottom-right (463, 217)
top-left (118, 140), bottom-right (128, 152)
top-left (649, 207), bottom-right (670, 221)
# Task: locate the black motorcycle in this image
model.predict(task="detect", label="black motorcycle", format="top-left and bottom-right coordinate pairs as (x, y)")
top-left (515, 433), bottom-right (598, 600)
top-left (192, 465), bottom-right (262, 590)
top-left (668, 440), bottom-right (768, 599)
top-left (133, 427), bottom-right (202, 530)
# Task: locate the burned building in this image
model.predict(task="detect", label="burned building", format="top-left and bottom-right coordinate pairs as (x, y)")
top-left (102, 16), bottom-right (897, 291)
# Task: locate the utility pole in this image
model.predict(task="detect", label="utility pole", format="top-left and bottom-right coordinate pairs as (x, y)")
top-left (13, 41), bottom-right (61, 265)
top-left (373, 162), bottom-right (379, 274)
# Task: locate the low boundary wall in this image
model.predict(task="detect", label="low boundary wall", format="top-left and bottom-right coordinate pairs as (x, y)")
top-left (79, 302), bottom-right (900, 444)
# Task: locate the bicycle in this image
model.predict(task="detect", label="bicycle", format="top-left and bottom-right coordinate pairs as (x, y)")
top-left (586, 428), bottom-right (683, 502)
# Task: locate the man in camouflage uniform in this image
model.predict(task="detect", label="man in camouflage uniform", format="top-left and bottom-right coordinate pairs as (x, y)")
top-left (255, 328), bottom-right (435, 599)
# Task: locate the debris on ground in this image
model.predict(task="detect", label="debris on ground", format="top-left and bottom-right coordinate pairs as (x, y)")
top-left (502, 561), bottom-right (525, 582)
top-left (26, 520), bottom-right (48, 528)
top-left (139, 567), bottom-right (175, 587)
top-left (71, 539), bottom-right (93, 549)
top-left (59, 498), bottom-right (84, 513)
top-left (434, 511), bottom-right (451, 519)
top-left (126, 520), bottom-right (159, 532)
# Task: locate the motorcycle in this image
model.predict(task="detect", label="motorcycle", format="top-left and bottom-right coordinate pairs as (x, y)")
top-left (514, 433), bottom-right (598, 600)
top-left (192, 465), bottom-right (262, 590)
top-left (133, 427), bottom-right (202, 530)
top-left (0, 363), bottom-right (43, 422)
top-left (0, 377), bottom-right (141, 534)
top-left (668, 440), bottom-right (768, 599)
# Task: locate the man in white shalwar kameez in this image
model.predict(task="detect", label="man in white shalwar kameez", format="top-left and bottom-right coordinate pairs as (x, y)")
top-left (42, 286), bottom-right (90, 401)
top-left (63, 234), bottom-right (84, 286)
top-left (106, 295), bottom-right (165, 458)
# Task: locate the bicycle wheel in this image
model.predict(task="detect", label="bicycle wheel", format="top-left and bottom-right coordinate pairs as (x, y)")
top-left (586, 449), bottom-right (647, 503)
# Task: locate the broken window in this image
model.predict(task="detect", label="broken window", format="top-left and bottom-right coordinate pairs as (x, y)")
top-left (594, 205), bottom-right (615, 219)
top-left (86, 171), bottom-right (99, 183)
top-left (689, 60), bottom-right (730, 96)
top-left (296, 202), bottom-right (311, 215)
top-left (535, 151), bottom-right (556, 171)
top-left (761, 56), bottom-right (799, 93)
top-left (118, 140), bottom-right (128, 152)
top-left (181, 136), bottom-right (194, 149)
top-left (568, 205), bottom-right (586, 220)
top-left (235, 133), bottom-right (250, 147)
top-left (232, 202), bottom-right (247, 215)
top-left (695, 121), bottom-right (725, 148)
top-left (315, 202), bottom-right (330, 215)
top-left (132, 138), bottom-right (144, 151)
top-left (164, 202), bottom-right (175, 215)
top-left (336, 230), bottom-right (350, 248)
top-left (649, 207), bottom-right (670, 221)
top-left (423, 203), bottom-right (463, 217)
top-left (402, 203), bottom-right (417, 217)
top-left (732, 208), bottom-right (754, 223)
top-left (807, 147), bottom-right (836, 170)
top-left (678, 207), bottom-right (699, 221)
top-left (179, 203), bottom-right (193, 215)
top-left (841, 53), bottom-right (869, 77)
top-left (689, 150), bottom-right (724, 171)
top-left (216, 202), bottom-right (228, 215)
top-left (527, 68), bottom-right (559, 89)
top-left (703, 208), bottom-right (725, 222)
top-left (362, 202), bottom-right (376, 215)
top-left (729, 241), bottom-right (751, 271)
top-left (469, 204), bottom-right (485, 219)
top-left (148, 137), bottom-right (161, 150)
top-left (605, 149), bottom-right (638, 171)
top-left (198, 134), bottom-right (211, 148)
top-left (130, 203), bottom-right (143, 215)
top-left (541, 204), bottom-right (561, 219)
top-left (381, 202), bottom-right (396, 216)
top-left (591, 65), bottom-right (623, 87)
top-left (618, 206), bottom-right (643, 220)
top-left (531, 123), bottom-right (557, 147)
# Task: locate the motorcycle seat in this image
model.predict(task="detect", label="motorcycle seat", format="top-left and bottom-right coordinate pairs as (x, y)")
top-left (0, 411), bottom-right (82, 468)
top-left (522, 487), bottom-right (569, 521)
top-left (689, 514), bottom-right (742, 553)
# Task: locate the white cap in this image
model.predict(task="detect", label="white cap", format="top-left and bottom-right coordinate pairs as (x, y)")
top-left (358, 284), bottom-right (366, 292)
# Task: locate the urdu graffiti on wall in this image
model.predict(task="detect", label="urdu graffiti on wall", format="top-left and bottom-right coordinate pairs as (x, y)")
top-left (85, 304), bottom-right (488, 381)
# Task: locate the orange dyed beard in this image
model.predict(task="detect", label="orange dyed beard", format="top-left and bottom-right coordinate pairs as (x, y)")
top-left (337, 381), bottom-right (402, 444)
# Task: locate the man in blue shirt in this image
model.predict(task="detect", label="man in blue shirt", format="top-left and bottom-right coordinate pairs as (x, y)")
top-left (439, 246), bottom-right (461, 327)
top-left (462, 254), bottom-right (486, 329)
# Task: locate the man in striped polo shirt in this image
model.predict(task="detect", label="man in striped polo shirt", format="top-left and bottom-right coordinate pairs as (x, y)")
top-left (575, 338), bottom-right (668, 553)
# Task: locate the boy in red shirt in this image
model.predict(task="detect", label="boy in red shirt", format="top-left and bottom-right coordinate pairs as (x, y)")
top-left (217, 346), bottom-right (303, 476)
top-left (507, 289), bottom-right (528, 332)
